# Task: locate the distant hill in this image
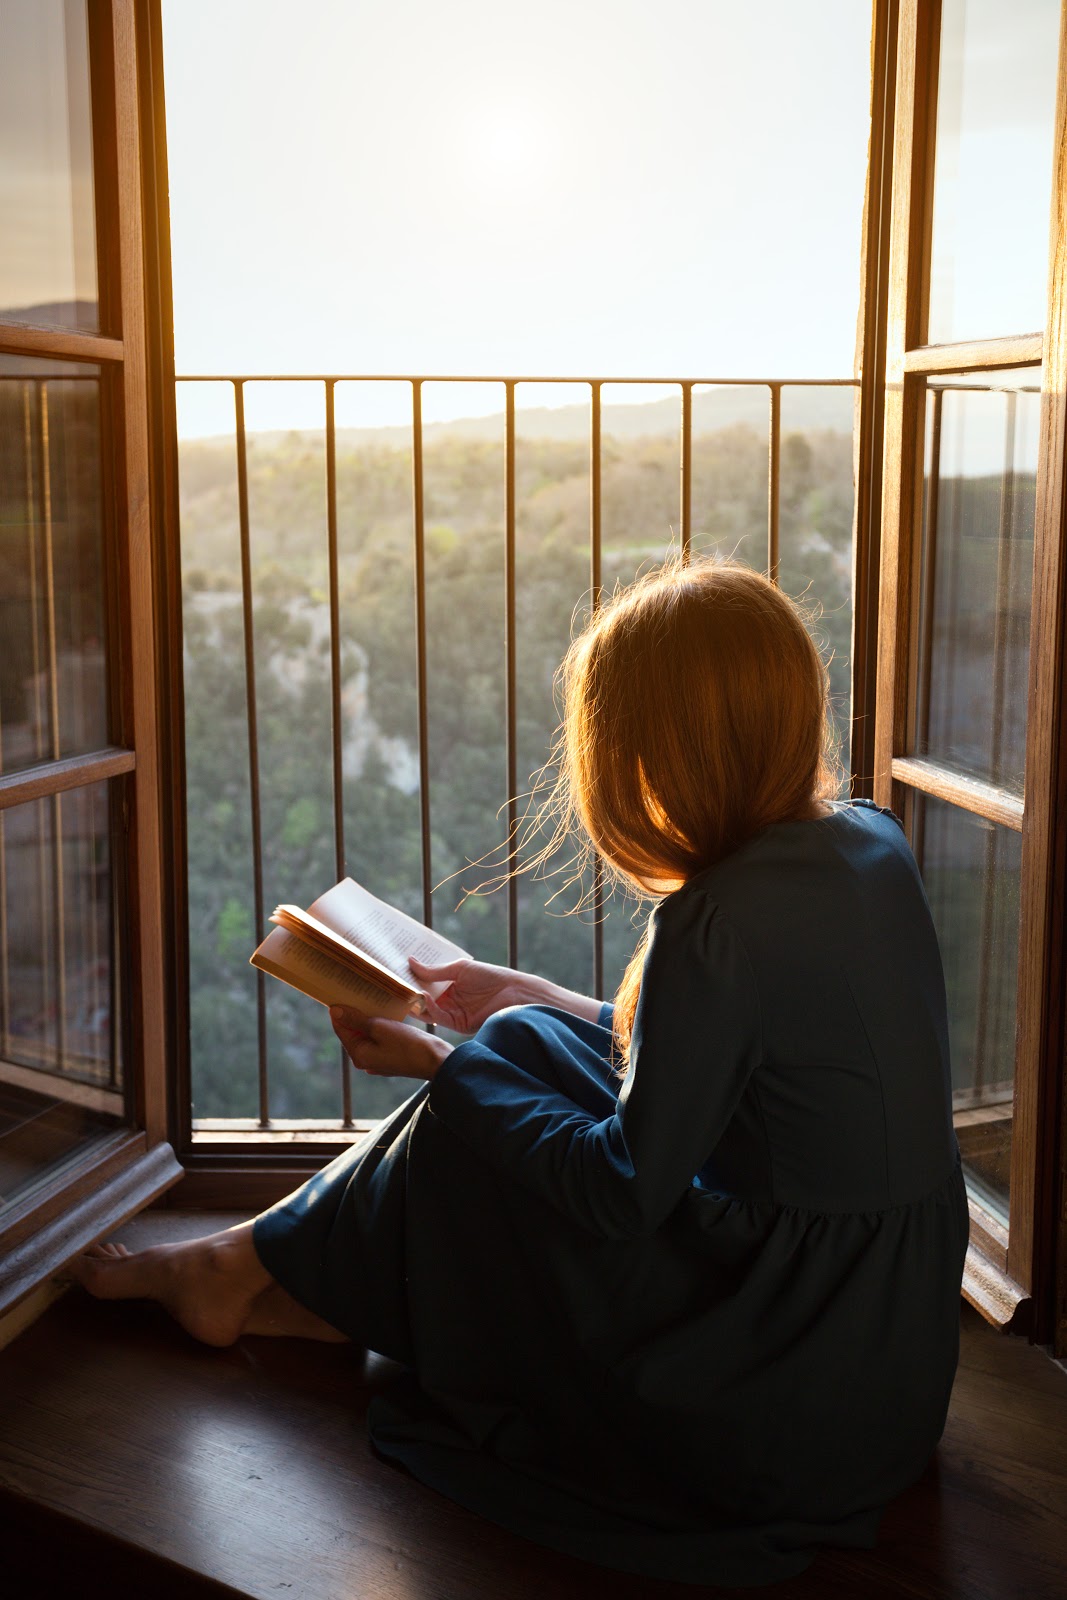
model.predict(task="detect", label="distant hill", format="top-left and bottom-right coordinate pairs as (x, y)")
top-left (413, 384), bottom-right (856, 444)
top-left (187, 383), bottom-right (857, 452)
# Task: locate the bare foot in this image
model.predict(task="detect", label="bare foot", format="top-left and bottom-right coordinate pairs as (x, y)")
top-left (64, 1221), bottom-right (273, 1348)
top-left (243, 1282), bottom-right (349, 1342)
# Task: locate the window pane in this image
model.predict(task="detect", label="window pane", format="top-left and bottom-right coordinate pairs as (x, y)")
top-left (916, 795), bottom-right (1020, 1225)
top-left (0, 780), bottom-right (126, 1218)
top-left (927, 0), bottom-right (1060, 344)
top-left (914, 370), bottom-right (1039, 794)
top-left (0, 356), bottom-right (109, 773)
top-left (0, 0), bottom-right (99, 332)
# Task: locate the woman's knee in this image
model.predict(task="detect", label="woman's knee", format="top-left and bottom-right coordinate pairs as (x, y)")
top-left (475, 1007), bottom-right (616, 1112)
top-left (477, 1005), bottom-right (552, 1071)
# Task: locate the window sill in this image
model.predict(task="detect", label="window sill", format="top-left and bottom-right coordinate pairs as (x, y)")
top-left (962, 1242), bottom-right (1031, 1332)
top-left (0, 1139), bottom-right (182, 1327)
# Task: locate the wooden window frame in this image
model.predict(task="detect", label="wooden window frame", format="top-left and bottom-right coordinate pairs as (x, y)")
top-left (871, 0), bottom-right (1067, 1342)
top-left (0, 0), bottom-right (181, 1329)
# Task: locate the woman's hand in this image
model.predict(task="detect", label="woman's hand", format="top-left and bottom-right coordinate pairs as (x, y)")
top-left (408, 957), bottom-right (554, 1033)
top-left (408, 958), bottom-right (605, 1032)
top-left (329, 1007), bottom-right (454, 1081)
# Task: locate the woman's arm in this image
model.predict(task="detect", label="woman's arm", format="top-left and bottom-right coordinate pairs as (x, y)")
top-left (428, 893), bottom-right (762, 1240)
top-left (327, 960), bottom-right (606, 1086)
top-left (409, 957), bottom-right (603, 1032)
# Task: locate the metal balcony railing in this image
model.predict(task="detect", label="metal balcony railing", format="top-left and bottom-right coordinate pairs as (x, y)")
top-left (177, 373), bottom-right (858, 1135)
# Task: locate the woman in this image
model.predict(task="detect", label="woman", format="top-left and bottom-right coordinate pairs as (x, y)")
top-left (73, 559), bottom-right (968, 1588)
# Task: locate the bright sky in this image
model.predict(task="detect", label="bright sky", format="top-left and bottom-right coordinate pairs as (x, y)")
top-left (162, 0), bottom-right (873, 436)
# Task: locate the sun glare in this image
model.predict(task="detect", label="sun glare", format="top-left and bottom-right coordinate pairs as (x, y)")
top-left (464, 104), bottom-right (548, 183)
top-left (161, 0), bottom-right (873, 430)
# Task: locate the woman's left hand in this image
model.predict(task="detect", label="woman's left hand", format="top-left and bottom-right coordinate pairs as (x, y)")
top-left (329, 1007), bottom-right (454, 1081)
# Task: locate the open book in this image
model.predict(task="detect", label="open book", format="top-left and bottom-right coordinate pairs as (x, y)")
top-left (249, 878), bottom-right (469, 1020)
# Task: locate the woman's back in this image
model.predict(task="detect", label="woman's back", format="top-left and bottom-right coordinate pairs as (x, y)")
top-left (689, 800), bottom-right (959, 1213)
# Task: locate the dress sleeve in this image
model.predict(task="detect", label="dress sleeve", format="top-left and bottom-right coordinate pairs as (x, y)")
top-left (428, 891), bottom-right (763, 1239)
top-left (850, 797), bottom-right (906, 833)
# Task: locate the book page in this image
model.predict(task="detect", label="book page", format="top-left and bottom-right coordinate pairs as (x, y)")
top-left (308, 879), bottom-right (470, 998)
top-left (270, 905), bottom-right (415, 999)
top-left (250, 927), bottom-right (411, 1019)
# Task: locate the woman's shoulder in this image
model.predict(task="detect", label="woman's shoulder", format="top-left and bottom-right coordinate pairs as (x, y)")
top-left (666, 800), bottom-right (916, 923)
top-left (842, 797), bottom-right (906, 832)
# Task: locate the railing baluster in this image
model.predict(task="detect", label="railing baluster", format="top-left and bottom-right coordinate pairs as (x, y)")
top-left (23, 383), bottom-right (46, 767)
top-left (412, 380), bottom-right (433, 930)
top-left (590, 382), bottom-right (604, 1000)
top-left (22, 383), bottom-right (53, 1068)
top-left (680, 381), bottom-right (693, 563)
top-left (989, 391), bottom-right (1018, 794)
top-left (85, 782), bottom-right (102, 1081)
top-left (913, 386), bottom-right (944, 870)
top-left (768, 382), bottom-right (781, 584)
top-left (0, 699), bottom-right (8, 1061)
top-left (51, 792), bottom-right (66, 1073)
top-left (972, 392), bottom-right (1020, 1097)
top-left (39, 383), bottom-right (67, 1075)
top-left (504, 381), bottom-right (519, 969)
top-left (325, 381), bottom-right (346, 888)
top-left (109, 786), bottom-right (120, 1090)
top-left (0, 382), bottom-right (9, 1060)
top-left (234, 380), bottom-right (270, 1127)
top-left (324, 380), bottom-right (353, 1126)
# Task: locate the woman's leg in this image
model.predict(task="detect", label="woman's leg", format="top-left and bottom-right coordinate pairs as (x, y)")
top-left (64, 1018), bottom-right (611, 1351)
top-left (474, 1005), bottom-right (620, 1113)
top-left (65, 1091), bottom-right (428, 1349)
top-left (64, 1219), bottom-right (348, 1346)
top-left (241, 1279), bottom-right (349, 1341)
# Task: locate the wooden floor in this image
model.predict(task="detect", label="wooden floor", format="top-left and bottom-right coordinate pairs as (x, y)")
top-left (0, 1213), bottom-right (1065, 1600)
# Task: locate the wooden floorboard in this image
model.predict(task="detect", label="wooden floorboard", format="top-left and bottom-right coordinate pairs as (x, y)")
top-left (0, 1214), bottom-right (1064, 1599)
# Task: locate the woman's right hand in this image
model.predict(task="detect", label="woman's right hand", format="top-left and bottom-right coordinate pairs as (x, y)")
top-left (408, 957), bottom-right (554, 1034)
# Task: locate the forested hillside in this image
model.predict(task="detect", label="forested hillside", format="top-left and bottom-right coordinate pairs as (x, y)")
top-left (180, 416), bottom-right (855, 1121)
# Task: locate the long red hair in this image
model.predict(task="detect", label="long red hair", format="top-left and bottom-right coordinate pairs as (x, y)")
top-left (550, 557), bottom-right (839, 1060)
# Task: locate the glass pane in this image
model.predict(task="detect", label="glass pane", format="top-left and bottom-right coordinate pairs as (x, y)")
top-left (916, 795), bottom-right (1020, 1225)
top-left (928, 0), bottom-right (1060, 344)
top-left (0, 0), bottom-right (99, 332)
top-left (0, 780), bottom-right (126, 1219)
top-left (915, 369), bottom-right (1039, 793)
top-left (0, 356), bottom-right (109, 774)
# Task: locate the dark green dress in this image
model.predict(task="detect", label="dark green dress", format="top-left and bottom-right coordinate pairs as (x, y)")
top-left (253, 801), bottom-right (969, 1587)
